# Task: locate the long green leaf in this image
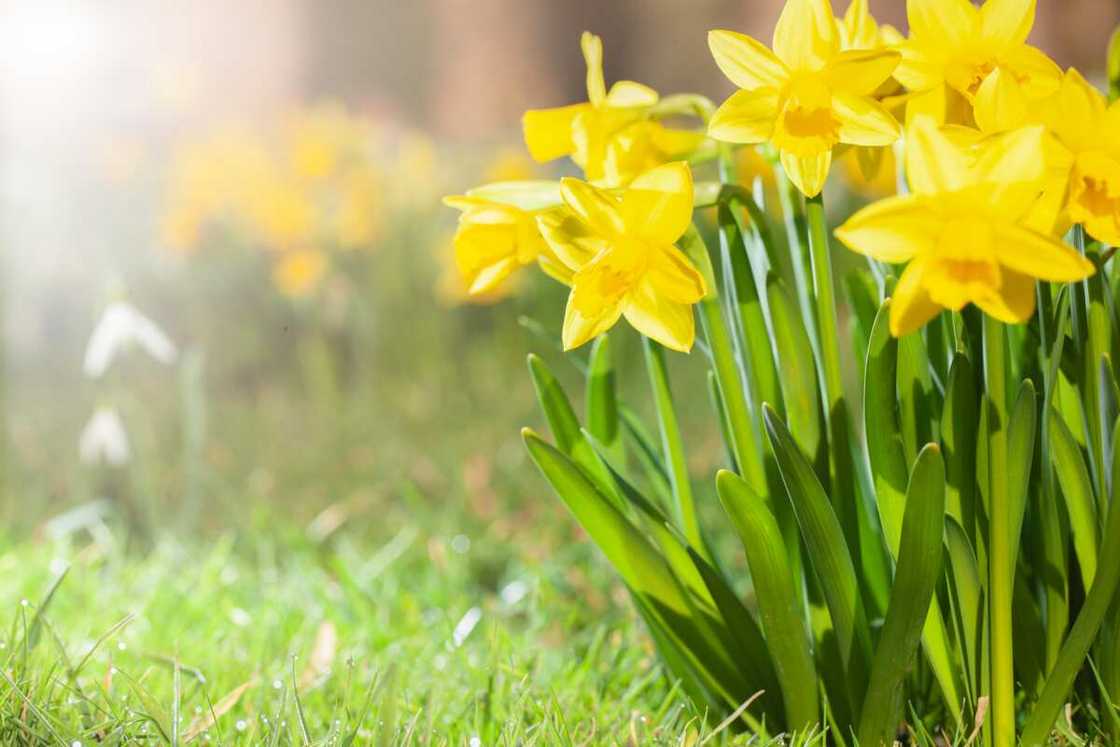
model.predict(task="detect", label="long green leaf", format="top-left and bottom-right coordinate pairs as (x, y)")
top-left (1049, 404), bottom-right (1100, 588)
top-left (585, 334), bottom-right (620, 459)
top-left (643, 338), bottom-right (704, 553)
top-left (864, 299), bottom-right (907, 553)
top-left (527, 353), bottom-right (621, 508)
top-left (768, 272), bottom-right (823, 470)
top-left (717, 469), bottom-right (819, 732)
top-left (945, 518), bottom-right (982, 702)
top-left (1006, 380), bottom-right (1038, 583)
top-left (942, 353), bottom-right (978, 540)
top-left (1022, 421), bottom-right (1120, 745)
top-left (522, 429), bottom-right (762, 715)
top-left (763, 404), bottom-right (871, 713)
top-left (858, 444), bottom-right (946, 747)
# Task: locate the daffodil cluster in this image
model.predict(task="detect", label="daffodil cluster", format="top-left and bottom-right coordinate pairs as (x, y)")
top-left (162, 104), bottom-right (387, 298)
top-left (456, 6), bottom-right (1120, 743)
top-left (445, 32), bottom-right (714, 351)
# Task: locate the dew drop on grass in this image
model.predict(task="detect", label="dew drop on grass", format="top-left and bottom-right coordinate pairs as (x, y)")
top-left (20, 599), bottom-right (29, 607)
top-left (470, 737), bottom-right (481, 747)
top-left (235, 720), bottom-right (247, 732)
top-left (272, 679), bottom-right (282, 689)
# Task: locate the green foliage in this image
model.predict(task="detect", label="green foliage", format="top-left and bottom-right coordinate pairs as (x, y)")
top-left (524, 170), bottom-right (1120, 744)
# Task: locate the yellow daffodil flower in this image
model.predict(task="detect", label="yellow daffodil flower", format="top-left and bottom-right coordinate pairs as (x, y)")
top-left (896, 0), bottom-right (1061, 125)
top-left (707, 0), bottom-right (902, 197)
top-left (273, 249), bottom-right (328, 297)
top-left (1035, 69), bottom-right (1120, 246)
top-left (835, 117), bottom-right (1094, 336)
top-left (443, 181), bottom-right (566, 295)
top-left (535, 162), bottom-right (707, 352)
top-left (522, 32), bottom-right (704, 187)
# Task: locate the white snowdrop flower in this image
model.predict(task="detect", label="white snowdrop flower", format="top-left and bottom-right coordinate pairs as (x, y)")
top-left (78, 407), bottom-right (131, 466)
top-left (499, 580), bottom-right (528, 606)
top-left (451, 606), bottom-right (481, 648)
top-left (83, 301), bottom-right (177, 378)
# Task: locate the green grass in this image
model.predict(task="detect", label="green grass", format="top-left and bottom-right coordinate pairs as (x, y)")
top-left (0, 511), bottom-right (784, 745)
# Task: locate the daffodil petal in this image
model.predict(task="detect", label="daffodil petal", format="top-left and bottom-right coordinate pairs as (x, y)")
top-left (606, 81), bottom-right (660, 108)
top-left (1046, 69), bottom-right (1107, 153)
top-left (537, 251), bottom-right (574, 286)
top-left (974, 124), bottom-right (1046, 179)
top-left (560, 177), bottom-right (626, 236)
top-left (907, 0), bottom-right (978, 47)
top-left (536, 208), bottom-right (610, 271)
top-left (649, 244), bottom-right (707, 304)
top-left (708, 30), bottom-right (789, 90)
top-left (772, 0), bottom-right (839, 71)
top-left (562, 292), bottom-right (622, 350)
top-left (834, 195), bottom-right (936, 263)
top-left (523, 105), bottom-right (585, 162)
top-left (708, 89), bottom-right (781, 144)
top-left (621, 162), bottom-right (695, 243)
top-left (467, 256), bottom-right (520, 295)
top-left (889, 257), bottom-right (943, 336)
top-left (1002, 45), bottom-right (1062, 99)
top-left (834, 92), bottom-right (901, 147)
top-left (824, 49), bottom-right (901, 96)
top-left (781, 149), bottom-right (832, 198)
top-left (905, 116), bottom-right (971, 195)
top-left (466, 181), bottom-right (563, 211)
top-left (973, 68), bottom-right (1028, 134)
top-left (973, 269), bottom-right (1036, 324)
top-left (992, 224), bottom-right (1095, 282)
top-left (841, 0), bottom-right (878, 49)
top-left (623, 280), bottom-right (696, 352)
top-left (980, 0), bottom-right (1035, 48)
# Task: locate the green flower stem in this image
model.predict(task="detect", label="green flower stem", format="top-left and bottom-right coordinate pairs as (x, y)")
top-left (643, 337), bottom-right (704, 554)
top-left (984, 314), bottom-right (1015, 747)
top-left (699, 296), bottom-right (767, 496)
top-left (775, 166), bottom-right (821, 358)
top-left (805, 192), bottom-right (865, 565)
top-left (806, 194), bottom-right (843, 413)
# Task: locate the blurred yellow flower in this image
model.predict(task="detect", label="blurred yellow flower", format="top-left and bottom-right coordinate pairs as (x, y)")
top-left (835, 117), bottom-right (1093, 336)
top-left (536, 162), bottom-right (707, 352)
top-left (483, 148), bottom-right (538, 183)
top-left (523, 32), bottom-right (704, 187)
top-left (707, 0), bottom-right (901, 197)
top-left (835, 0), bottom-right (906, 190)
top-left (334, 170), bottom-right (381, 249)
top-left (840, 145), bottom-right (897, 197)
top-left (896, 0), bottom-right (1061, 125)
top-left (287, 105), bottom-right (357, 181)
top-left (444, 181), bottom-right (564, 295)
top-left (247, 180), bottom-right (317, 250)
top-left (273, 249), bottom-right (328, 297)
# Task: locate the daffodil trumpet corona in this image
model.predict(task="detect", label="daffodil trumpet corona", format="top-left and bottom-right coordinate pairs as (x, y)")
top-left (442, 9), bottom-right (1120, 744)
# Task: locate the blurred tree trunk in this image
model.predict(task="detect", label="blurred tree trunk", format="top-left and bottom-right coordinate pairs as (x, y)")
top-left (430, 0), bottom-right (559, 140)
